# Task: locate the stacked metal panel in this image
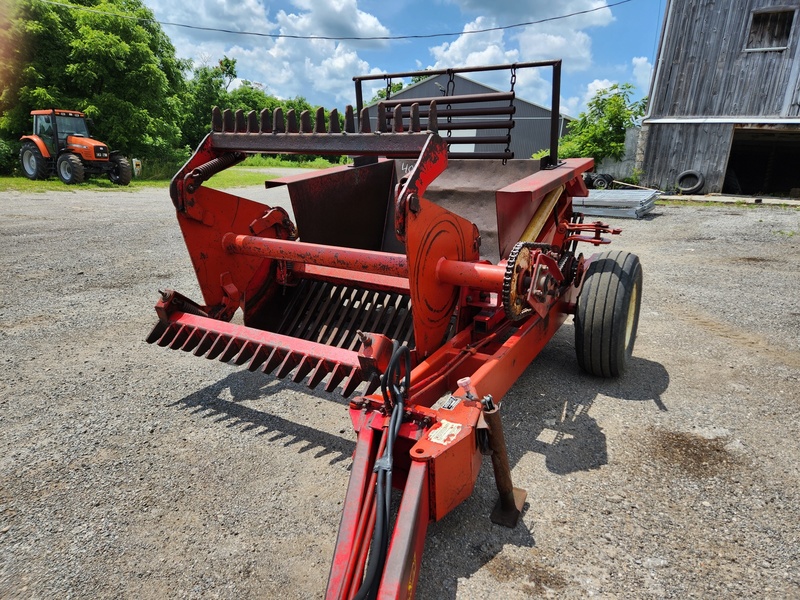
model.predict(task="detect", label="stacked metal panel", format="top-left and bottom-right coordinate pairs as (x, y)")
top-left (574, 189), bottom-right (659, 219)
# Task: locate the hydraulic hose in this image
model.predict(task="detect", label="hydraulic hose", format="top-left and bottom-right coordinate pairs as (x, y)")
top-left (354, 342), bottom-right (410, 600)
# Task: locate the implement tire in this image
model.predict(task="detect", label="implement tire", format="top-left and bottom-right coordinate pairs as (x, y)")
top-left (575, 251), bottom-right (642, 377)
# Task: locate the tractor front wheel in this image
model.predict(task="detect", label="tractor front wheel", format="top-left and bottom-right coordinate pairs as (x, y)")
top-left (108, 155), bottom-right (132, 185)
top-left (574, 251), bottom-right (642, 377)
top-left (56, 154), bottom-right (85, 185)
top-left (20, 142), bottom-right (49, 180)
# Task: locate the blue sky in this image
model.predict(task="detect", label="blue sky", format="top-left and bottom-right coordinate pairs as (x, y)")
top-left (142, 0), bottom-right (665, 117)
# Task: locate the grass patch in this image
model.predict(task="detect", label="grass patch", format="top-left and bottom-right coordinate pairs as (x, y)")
top-left (0, 160), bottom-right (337, 193)
top-left (205, 168), bottom-right (279, 189)
top-left (240, 155), bottom-right (343, 169)
top-left (0, 175), bottom-right (168, 192)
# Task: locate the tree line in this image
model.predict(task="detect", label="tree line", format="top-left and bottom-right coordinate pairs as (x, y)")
top-left (0, 0), bottom-right (333, 175)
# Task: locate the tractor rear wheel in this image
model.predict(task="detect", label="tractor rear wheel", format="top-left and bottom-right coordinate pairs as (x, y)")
top-left (56, 154), bottom-right (85, 185)
top-left (574, 251), bottom-right (642, 377)
top-left (109, 155), bottom-right (132, 185)
top-left (20, 141), bottom-right (49, 180)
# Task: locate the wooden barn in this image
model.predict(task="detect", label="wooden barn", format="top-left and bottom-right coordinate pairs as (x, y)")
top-left (640, 0), bottom-right (800, 195)
top-left (363, 72), bottom-right (572, 160)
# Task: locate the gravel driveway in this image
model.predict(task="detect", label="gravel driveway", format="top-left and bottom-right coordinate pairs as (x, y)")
top-left (1, 184), bottom-right (799, 599)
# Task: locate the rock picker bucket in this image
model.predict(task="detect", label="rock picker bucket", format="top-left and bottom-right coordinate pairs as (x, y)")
top-left (147, 61), bottom-right (641, 598)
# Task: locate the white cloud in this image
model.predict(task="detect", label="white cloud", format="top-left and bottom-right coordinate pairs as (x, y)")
top-left (632, 56), bottom-right (653, 94)
top-left (428, 17), bottom-right (518, 67)
top-left (514, 27), bottom-right (593, 73)
top-left (144, 0), bottom-right (389, 106)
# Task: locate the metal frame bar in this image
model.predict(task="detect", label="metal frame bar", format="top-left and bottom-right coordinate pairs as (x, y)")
top-left (353, 61), bottom-right (562, 167)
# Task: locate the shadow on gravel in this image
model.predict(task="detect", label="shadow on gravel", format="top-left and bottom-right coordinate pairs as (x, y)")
top-left (502, 352), bottom-right (670, 477)
top-left (171, 371), bottom-right (353, 465)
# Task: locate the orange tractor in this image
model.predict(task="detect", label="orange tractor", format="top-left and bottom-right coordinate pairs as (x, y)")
top-left (19, 109), bottom-right (132, 185)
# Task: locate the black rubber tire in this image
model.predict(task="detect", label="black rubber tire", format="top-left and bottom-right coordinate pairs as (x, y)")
top-left (575, 251), bottom-right (643, 377)
top-left (56, 154), bottom-right (85, 184)
top-left (676, 170), bottom-right (704, 195)
top-left (109, 155), bottom-right (132, 185)
top-left (593, 175), bottom-right (610, 190)
top-left (19, 141), bottom-right (49, 180)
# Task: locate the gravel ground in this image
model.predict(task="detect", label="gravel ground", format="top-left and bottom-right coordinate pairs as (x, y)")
top-left (1, 183), bottom-right (799, 599)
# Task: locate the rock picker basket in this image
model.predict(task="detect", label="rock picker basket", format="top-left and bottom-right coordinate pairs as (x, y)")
top-left (147, 61), bottom-right (642, 598)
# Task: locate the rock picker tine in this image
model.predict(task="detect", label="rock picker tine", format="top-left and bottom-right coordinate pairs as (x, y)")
top-left (147, 61), bottom-right (643, 599)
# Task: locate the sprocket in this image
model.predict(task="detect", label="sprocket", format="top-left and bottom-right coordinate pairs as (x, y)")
top-left (503, 242), bottom-right (536, 321)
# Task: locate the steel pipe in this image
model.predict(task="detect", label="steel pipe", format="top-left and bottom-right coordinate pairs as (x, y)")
top-left (435, 258), bottom-right (506, 292)
top-left (222, 233), bottom-right (409, 278)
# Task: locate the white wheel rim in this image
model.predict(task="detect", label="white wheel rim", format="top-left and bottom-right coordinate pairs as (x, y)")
top-left (24, 151), bottom-right (35, 174)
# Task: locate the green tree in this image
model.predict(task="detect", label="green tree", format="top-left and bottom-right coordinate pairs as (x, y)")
top-left (370, 81), bottom-right (404, 104)
top-left (1, 0), bottom-right (188, 164)
top-left (543, 83), bottom-right (647, 164)
top-left (182, 62), bottom-right (229, 149)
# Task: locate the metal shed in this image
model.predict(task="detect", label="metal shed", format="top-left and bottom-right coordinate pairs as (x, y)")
top-left (362, 72), bottom-right (572, 160)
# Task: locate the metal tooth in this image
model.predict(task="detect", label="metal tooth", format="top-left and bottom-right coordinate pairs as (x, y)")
top-left (329, 108), bottom-right (340, 133)
top-left (235, 109), bottom-right (246, 132)
top-left (247, 345), bottom-right (271, 371)
top-left (428, 101), bottom-right (438, 133)
top-left (307, 359), bottom-right (331, 389)
top-left (344, 106), bottom-right (355, 133)
top-left (205, 334), bottom-right (231, 360)
top-left (341, 367), bottom-right (363, 397)
top-left (300, 110), bottom-right (312, 133)
top-left (211, 107), bottom-right (223, 132)
top-left (180, 328), bottom-right (205, 352)
top-left (360, 108), bottom-right (371, 133)
top-left (365, 376), bottom-right (381, 396)
top-left (169, 324), bottom-right (191, 349)
top-left (273, 107), bottom-right (285, 133)
top-left (286, 109), bottom-right (298, 133)
top-left (410, 103), bottom-right (420, 132)
top-left (218, 337), bottom-right (243, 362)
top-left (193, 330), bottom-right (216, 356)
top-left (377, 103), bottom-right (387, 133)
top-left (233, 341), bottom-right (258, 365)
top-left (223, 109), bottom-right (235, 132)
top-left (325, 363), bottom-right (348, 393)
top-left (292, 355), bottom-right (314, 383)
top-left (156, 324), bottom-right (180, 347)
top-left (276, 351), bottom-right (300, 378)
top-left (315, 107), bottom-right (327, 133)
top-left (393, 105), bottom-right (403, 133)
top-left (260, 109), bottom-right (272, 133)
top-left (146, 321), bottom-right (168, 344)
top-left (262, 346), bottom-right (287, 374)
top-left (247, 110), bottom-right (258, 133)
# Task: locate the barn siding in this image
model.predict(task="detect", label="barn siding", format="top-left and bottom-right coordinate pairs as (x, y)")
top-left (642, 0), bottom-right (800, 192)
top-left (641, 123), bottom-right (734, 192)
top-left (650, 0), bottom-right (800, 119)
